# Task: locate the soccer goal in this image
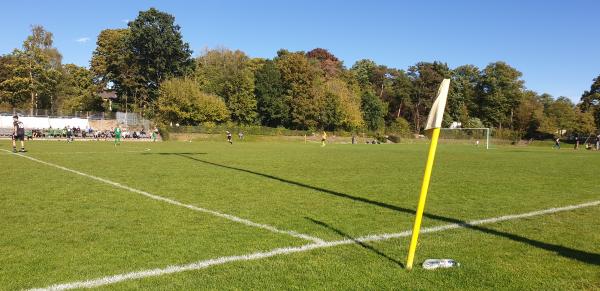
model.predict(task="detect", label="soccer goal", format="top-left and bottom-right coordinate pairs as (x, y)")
top-left (439, 128), bottom-right (491, 149)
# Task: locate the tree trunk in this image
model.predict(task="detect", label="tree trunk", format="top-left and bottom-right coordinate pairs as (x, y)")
top-left (29, 59), bottom-right (34, 116)
top-left (415, 106), bottom-right (420, 132)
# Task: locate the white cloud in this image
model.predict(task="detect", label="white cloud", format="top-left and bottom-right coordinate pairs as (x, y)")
top-left (75, 37), bottom-right (90, 43)
top-left (121, 19), bottom-right (130, 24)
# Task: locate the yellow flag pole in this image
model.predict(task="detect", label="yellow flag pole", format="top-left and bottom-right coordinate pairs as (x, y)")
top-left (406, 127), bottom-right (441, 270)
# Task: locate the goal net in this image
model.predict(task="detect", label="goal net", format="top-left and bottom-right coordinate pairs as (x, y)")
top-left (439, 128), bottom-right (491, 149)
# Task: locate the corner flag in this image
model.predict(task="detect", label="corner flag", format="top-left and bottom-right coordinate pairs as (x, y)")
top-left (406, 78), bottom-right (450, 270)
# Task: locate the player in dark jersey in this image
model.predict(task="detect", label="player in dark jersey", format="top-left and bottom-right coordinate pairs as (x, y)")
top-left (226, 131), bottom-right (233, 144)
top-left (12, 115), bottom-right (26, 153)
top-left (66, 126), bottom-right (73, 142)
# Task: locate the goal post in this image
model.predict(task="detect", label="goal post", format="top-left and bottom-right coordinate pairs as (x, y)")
top-left (439, 127), bottom-right (491, 149)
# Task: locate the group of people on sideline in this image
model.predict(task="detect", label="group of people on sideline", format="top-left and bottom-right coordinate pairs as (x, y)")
top-left (8, 115), bottom-right (160, 153)
top-left (553, 135), bottom-right (600, 150)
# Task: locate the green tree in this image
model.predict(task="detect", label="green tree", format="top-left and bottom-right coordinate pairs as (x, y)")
top-left (408, 61), bottom-right (451, 131)
top-left (1, 26), bottom-right (63, 113)
top-left (90, 29), bottom-right (144, 111)
top-left (350, 59), bottom-right (378, 90)
top-left (477, 62), bottom-right (524, 129)
top-left (128, 8), bottom-right (194, 108)
top-left (514, 91), bottom-right (544, 138)
top-left (544, 97), bottom-right (577, 136)
top-left (449, 65), bottom-right (480, 124)
top-left (58, 64), bottom-right (103, 112)
top-left (0, 54), bottom-right (29, 108)
top-left (386, 69), bottom-right (413, 123)
top-left (196, 48), bottom-right (257, 124)
top-left (275, 51), bottom-right (323, 129)
top-left (157, 78), bottom-right (229, 125)
top-left (579, 75), bottom-right (600, 129)
top-left (322, 78), bottom-right (364, 130)
top-left (361, 90), bottom-right (387, 131)
top-left (254, 60), bottom-right (290, 127)
top-left (574, 110), bottom-right (596, 135)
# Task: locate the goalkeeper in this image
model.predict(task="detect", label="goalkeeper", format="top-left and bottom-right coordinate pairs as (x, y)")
top-left (114, 125), bottom-right (122, 146)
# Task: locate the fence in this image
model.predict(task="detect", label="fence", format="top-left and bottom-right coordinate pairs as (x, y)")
top-left (1, 110), bottom-right (152, 131)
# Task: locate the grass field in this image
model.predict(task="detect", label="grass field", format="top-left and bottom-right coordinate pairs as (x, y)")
top-left (0, 139), bottom-right (598, 290)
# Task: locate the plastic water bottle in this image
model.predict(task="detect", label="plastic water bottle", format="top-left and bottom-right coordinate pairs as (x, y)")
top-left (422, 259), bottom-right (460, 270)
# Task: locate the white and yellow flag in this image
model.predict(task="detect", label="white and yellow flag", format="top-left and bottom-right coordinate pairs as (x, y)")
top-left (406, 78), bottom-right (450, 270)
top-left (424, 78), bottom-right (450, 132)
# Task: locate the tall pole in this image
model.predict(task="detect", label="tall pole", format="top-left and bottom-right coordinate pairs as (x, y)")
top-left (486, 128), bottom-right (490, 150)
top-left (405, 78), bottom-right (450, 271)
top-left (406, 127), bottom-right (441, 270)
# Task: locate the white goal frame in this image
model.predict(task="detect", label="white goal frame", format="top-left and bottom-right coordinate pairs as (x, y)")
top-left (440, 127), bottom-right (490, 149)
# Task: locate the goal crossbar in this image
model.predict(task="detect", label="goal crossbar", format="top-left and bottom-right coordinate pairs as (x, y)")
top-left (440, 127), bottom-right (490, 149)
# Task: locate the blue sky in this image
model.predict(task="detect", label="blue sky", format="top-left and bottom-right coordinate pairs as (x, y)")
top-left (1, 0), bottom-right (598, 101)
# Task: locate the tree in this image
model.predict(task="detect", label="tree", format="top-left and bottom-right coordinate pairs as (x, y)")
top-left (196, 48), bottom-right (257, 124)
top-left (254, 60), bottom-right (290, 127)
top-left (574, 110), bottom-right (596, 135)
top-left (275, 51), bottom-right (323, 129)
top-left (545, 97), bottom-right (577, 136)
top-left (128, 8), bottom-right (194, 108)
top-left (322, 78), bottom-right (364, 130)
top-left (90, 29), bottom-right (144, 111)
top-left (350, 59), bottom-right (378, 90)
top-left (477, 62), bottom-right (524, 129)
top-left (350, 59), bottom-right (410, 125)
top-left (361, 90), bottom-right (387, 131)
top-left (408, 61), bottom-right (451, 131)
top-left (58, 64), bottom-right (103, 112)
top-left (306, 48), bottom-right (343, 78)
top-left (0, 54), bottom-right (29, 108)
top-left (514, 91), bottom-right (544, 138)
top-left (449, 65), bottom-right (480, 124)
top-left (580, 75), bottom-right (600, 129)
top-left (1, 26), bottom-right (63, 113)
top-left (386, 69), bottom-right (413, 122)
top-left (156, 78), bottom-right (229, 125)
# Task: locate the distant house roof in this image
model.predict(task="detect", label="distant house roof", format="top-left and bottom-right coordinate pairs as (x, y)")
top-left (99, 91), bottom-right (118, 100)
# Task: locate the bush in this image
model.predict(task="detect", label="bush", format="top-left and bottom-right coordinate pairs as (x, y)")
top-left (386, 117), bottom-right (412, 137)
top-left (157, 126), bottom-right (170, 141)
top-left (464, 117), bottom-right (484, 128)
top-left (156, 77), bottom-right (230, 125)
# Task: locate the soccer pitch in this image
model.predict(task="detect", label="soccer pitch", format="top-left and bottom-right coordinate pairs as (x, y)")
top-left (0, 140), bottom-right (598, 290)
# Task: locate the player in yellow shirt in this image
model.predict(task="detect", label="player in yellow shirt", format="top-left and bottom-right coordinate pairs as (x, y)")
top-left (321, 131), bottom-right (327, 147)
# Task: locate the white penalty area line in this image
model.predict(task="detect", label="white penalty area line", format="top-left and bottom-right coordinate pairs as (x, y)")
top-left (30, 200), bottom-right (600, 291)
top-left (9, 150), bottom-right (152, 155)
top-left (0, 148), bottom-right (151, 155)
top-left (1, 150), bottom-right (323, 244)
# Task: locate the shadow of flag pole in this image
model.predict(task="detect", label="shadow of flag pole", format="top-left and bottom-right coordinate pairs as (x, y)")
top-left (406, 78), bottom-right (451, 270)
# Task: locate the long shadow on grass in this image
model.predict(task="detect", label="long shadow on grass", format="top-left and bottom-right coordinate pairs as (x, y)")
top-left (306, 217), bottom-right (404, 267)
top-left (143, 152), bottom-right (208, 155)
top-left (175, 153), bottom-right (600, 266)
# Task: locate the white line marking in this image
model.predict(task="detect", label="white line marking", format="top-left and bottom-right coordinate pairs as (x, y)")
top-left (1, 150), bottom-right (323, 244)
top-left (29, 200), bottom-right (600, 291)
top-left (24, 150), bottom-right (148, 155)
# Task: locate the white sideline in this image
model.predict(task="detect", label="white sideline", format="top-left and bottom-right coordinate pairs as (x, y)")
top-left (1, 150), bottom-right (323, 244)
top-left (30, 200), bottom-right (600, 291)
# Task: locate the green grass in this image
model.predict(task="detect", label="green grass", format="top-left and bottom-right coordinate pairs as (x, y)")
top-left (0, 139), bottom-right (598, 290)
